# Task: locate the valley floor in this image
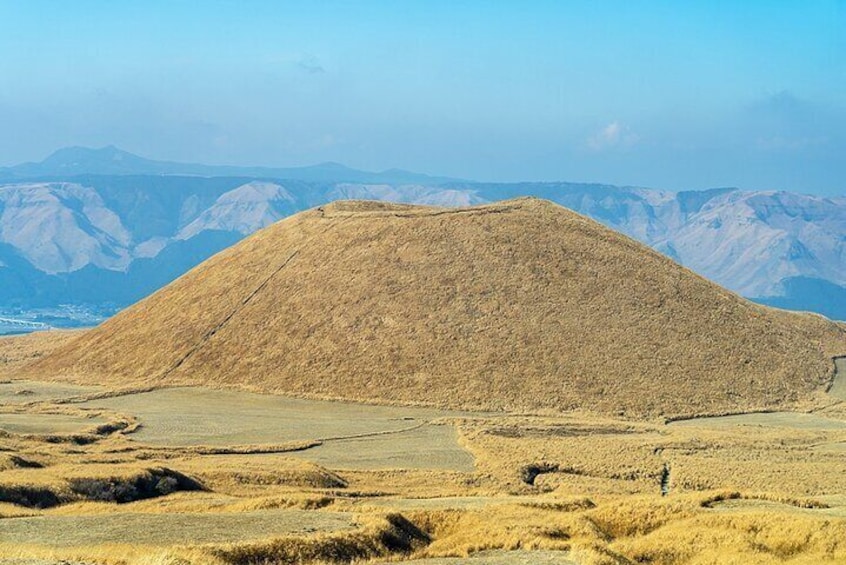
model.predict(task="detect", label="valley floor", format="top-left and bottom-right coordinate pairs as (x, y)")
top-left (1, 333), bottom-right (846, 564)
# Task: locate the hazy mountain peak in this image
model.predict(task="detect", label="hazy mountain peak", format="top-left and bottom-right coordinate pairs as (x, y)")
top-left (4, 147), bottom-right (461, 185)
top-left (0, 182), bottom-right (131, 273)
top-left (177, 181), bottom-right (298, 240)
top-left (309, 161), bottom-right (355, 171)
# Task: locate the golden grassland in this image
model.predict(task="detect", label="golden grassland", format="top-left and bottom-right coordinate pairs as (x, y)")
top-left (0, 329), bottom-right (80, 378)
top-left (1, 330), bottom-right (846, 564)
top-left (3, 419), bottom-right (846, 565)
top-left (27, 199), bottom-right (846, 419)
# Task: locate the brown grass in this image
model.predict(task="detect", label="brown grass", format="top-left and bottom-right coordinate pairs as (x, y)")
top-left (0, 329), bottom-right (81, 378)
top-left (27, 198), bottom-right (846, 418)
top-left (2, 408), bottom-right (846, 564)
top-left (0, 462), bottom-right (203, 508)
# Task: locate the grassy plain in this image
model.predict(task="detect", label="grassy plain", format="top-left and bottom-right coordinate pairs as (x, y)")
top-left (0, 412), bottom-right (106, 435)
top-left (371, 550), bottom-right (579, 564)
top-left (1, 508), bottom-right (356, 547)
top-left (80, 387), bottom-right (474, 446)
top-left (2, 325), bottom-right (846, 564)
top-left (0, 380), bottom-right (102, 405)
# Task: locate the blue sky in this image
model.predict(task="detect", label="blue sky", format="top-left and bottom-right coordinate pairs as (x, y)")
top-left (0, 1), bottom-right (844, 194)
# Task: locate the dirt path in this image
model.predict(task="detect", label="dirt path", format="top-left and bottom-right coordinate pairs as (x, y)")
top-left (668, 411), bottom-right (846, 430)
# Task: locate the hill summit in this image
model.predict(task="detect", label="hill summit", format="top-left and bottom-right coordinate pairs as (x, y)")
top-left (33, 198), bottom-right (845, 418)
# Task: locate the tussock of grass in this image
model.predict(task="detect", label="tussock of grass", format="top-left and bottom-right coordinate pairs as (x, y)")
top-left (403, 506), bottom-right (588, 558)
top-left (225, 493), bottom-right (335, 511)
top-left (176, 457), bottom-right (348, 493)
top-left (699, 490), bottom-right (830, 509)
top-left (210, 513), bottom-right (429, 564)
top-left (85, 417), bottom-right (137, 436)
top-left (67, 468), bottom-right (202, 503)
top-left (0, 453), bottom-right (43, 470)
top-left (0, 545), bottom-right (228, 565)
top-left (0, 500), bottom-right (37, 518)
top-left (612, 512), bottom-right (846, 564)
top-left (519, 462), bottom-right (560, 485)
top-left (0, 483), bottom-right (61, 508)
top-left (0, 464), bottom-right (204, 508)
top-left (584, 495), bottom-right (698, 539)
top-left (520, 496), bottom-right (597, 512)
top-left (180, 440), bottom-right (321, 455)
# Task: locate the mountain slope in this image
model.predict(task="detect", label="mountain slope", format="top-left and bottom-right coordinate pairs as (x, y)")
top-left (654, 190), bottom-right (846, 297)
top-left (32, 199), bottom-right (846, 418)
top-left (176, 181), bottom-right (300, 239)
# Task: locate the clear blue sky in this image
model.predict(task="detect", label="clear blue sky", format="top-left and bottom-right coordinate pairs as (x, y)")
top-left (1, 1), bottom-right (844, 194)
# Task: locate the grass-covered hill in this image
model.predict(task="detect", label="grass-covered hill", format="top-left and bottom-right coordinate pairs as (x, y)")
top-left (31, 198), bottom-right (846, 418)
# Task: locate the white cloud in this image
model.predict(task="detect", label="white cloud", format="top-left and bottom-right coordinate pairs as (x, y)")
top-left (587, 121), bottom-right (640, 151)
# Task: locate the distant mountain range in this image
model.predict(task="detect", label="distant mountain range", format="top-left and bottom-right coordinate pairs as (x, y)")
top-left (0, 145), bottom-right (460, 185)
top-left (0, 146), bottom-right (844, 322)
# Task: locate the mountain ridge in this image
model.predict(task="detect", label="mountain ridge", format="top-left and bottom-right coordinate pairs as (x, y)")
top-left (0, 147), bottom-right (844, 321)
top-left (0, 146), bottom-right (462, 185)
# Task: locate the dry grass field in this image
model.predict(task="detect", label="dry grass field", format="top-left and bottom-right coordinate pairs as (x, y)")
top-left (371, 550), bottom-right (579, 564)
top-left (1, 345), bottom-right (845, 564)
top-left (0, 412), bottom-right (106, 435)
top-left (668, 410), bottom-right (846, 430)
top-left (0, 380), bottom-right (102, 405)
top-left (0, 330), bottom-right (81, 379)
top-left (1, 508), bottom-right (356, 547)
top-left (78, 387), bottom-right (475, 447)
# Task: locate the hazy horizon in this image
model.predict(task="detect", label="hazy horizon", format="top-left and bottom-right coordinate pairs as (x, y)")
top-left (1, 1), bottom-right (844, 195)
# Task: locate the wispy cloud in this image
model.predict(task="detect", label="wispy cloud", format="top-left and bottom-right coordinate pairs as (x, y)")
top-left (296, 54), bottom-right (325, 74)
top-left (586, 121), bottom-right (640, 151)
